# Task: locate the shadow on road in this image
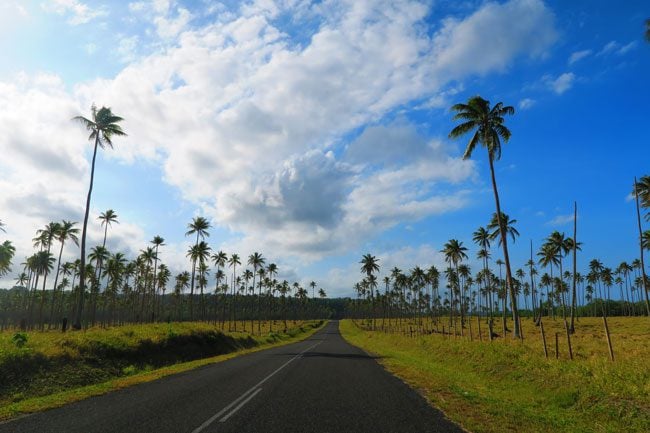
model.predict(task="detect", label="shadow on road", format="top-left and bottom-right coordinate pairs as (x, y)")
top-left (301, 352), bottom-right (382, 360)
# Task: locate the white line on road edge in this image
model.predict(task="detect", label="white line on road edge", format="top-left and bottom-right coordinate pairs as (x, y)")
top-left (219, 388), bottom-right (262, 422)
top-left (191, 340), bottom-right (322, 433)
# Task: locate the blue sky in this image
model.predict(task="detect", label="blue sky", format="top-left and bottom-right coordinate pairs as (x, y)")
top-left (0, 0), bottom-right (648, 297)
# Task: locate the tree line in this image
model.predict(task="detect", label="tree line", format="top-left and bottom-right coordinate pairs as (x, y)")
top-left (0, 106), bottom-right (328, 332)
top-left (350, 95), bottom-right (649, 338)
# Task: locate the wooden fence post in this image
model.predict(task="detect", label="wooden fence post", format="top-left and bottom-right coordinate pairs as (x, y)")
top-left (563, 319), bottom-right (573, 360)
top-left (540, 320), bottom-right (548, 359)
top-left (603, 316), bottom-right (614, 361)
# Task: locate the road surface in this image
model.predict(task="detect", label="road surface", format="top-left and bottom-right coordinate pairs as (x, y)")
top-left (1, 321), bottom-right (463, 433)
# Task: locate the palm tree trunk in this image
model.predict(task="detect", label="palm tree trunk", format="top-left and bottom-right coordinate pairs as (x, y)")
top-left (488, 156), bottom-right (520, 338)
top-left (570, 202), bottom-right (578, 332)
top-left (634, 177), bottom-right (650, 316)
top-left (49, 240), bottom-right (65, 328)
top-left (74, 135), bottom-right (100, 329)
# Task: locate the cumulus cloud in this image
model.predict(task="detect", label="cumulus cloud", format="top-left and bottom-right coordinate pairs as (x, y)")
top-left (1, 0), bottom-right (559, 280)
top-left (41, 0), bottom-right (108, 25)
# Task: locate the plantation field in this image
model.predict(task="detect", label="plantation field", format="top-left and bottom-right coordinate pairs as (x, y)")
top-left (0, 320), bottom-right (325, 419)
top-left (340, 317), bottom-right (650, 433)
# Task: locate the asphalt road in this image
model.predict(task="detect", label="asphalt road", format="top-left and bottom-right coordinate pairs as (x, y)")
top-left (1, 321), bottom-right (463, 433)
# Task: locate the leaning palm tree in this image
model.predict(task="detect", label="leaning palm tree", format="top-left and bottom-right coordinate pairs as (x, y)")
top-left (449, 96), bottom-right (521, 337)
top-left (72, 105), bottom-right (126, 329)
top-left (0, 240), bottom-right (15, 277)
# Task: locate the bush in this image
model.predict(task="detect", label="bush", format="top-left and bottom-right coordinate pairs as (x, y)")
top-left (11, 333), bottom-right (27, 348)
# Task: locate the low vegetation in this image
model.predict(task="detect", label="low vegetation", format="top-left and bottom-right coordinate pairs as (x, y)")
top-left (340, 317), bottom-right (649, 433)
top-left (0, 319), bottom-right (324, 420)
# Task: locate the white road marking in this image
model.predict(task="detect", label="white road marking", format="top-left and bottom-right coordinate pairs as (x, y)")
top-left (191, 339), bottom-right (322, 433)
top-left (218, 388), bottom-right (262, 422)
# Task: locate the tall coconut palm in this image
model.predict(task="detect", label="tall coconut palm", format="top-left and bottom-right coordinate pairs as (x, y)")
top-left (34, 250), bottom-right (55, 327)
top-left (442, 239), bottom-right (468, 329)
top-left (487, 212), bottom-right (519, 245)
top-left (360, 254), bottom-right (380, 327)
top-left (35, 222), bottom-right (59, 328)
top-left (228, 253), bottom-right (241, 329)
top-left (212, 250), bottom-right (228, 325)
top-left (185, 216), bottom-right (211, 319)
top-left (150, 235), bottom-right (165, 318)
top-left (449, 96), bottom-right (521, 337)
top-left (72, 106), bottom-right (126, 329)
top-left (633, 177), bottom-right (650, 315)
top-left (186, 241), bottom-right (211, 320)
top-left (248, 252), bottom-right (266, 333)
top-left (49, 220), bottom-right (79, 326)
top-left (98, 210), bottom-right (119, 247)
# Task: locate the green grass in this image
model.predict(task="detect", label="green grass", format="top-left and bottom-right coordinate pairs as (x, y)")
top-left (340, 317), bottom-right (650, 433)
top-left (0, 320), bottom-right (325, 420)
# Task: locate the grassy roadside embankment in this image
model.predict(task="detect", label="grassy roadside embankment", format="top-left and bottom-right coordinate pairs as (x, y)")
top-left (0, 320), bottom-right (325, 420)
top-left (340, 318), bottom-right (649, 433)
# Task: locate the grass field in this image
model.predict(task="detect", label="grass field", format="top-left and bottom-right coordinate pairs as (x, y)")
top-left (0, 320), bottom-right (325, 420)
top-left (340, 317), bottom-right (650, 433)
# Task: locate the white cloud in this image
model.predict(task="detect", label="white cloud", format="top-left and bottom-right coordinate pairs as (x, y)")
top-left (1, 0), bottom-right (559, 282)
top-left (41, 0), bottom-right (107, 25)
top-left (568, 49), bottom-right (591, 64)
top-left (518, 98), bottom-right (536, 110)
top-left (544, 72), bottom-right (575, 94)
top-left (325, 244), bottom-right (449, 296)
top-left (116, 35), bottom-right (139, 63)
top-left (546, 213), bottom-right (575, 226)
top-left (598, 40), bottom-right (637, 56)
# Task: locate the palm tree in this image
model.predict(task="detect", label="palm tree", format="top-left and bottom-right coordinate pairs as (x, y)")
top-left (34, 250), bottom-right (55, 328)
top-left (186, 241), bottom-right (211, 320)
top-left (442, 239), bottom-right (468, 329)
top-left (49, 220), bottom-right (80, 326)
top-left (449, 96), bottom-right (521, 337)
top-left (633, 177), bottom-right (650, 315)
top-left (72, 105), bottom-right (126, 329)
top-left (98, 210), bottom-right (119, 248)
top-left (212, 250), bottom-right (228, 326)
top-left (0, 241), bottom-right (15, 277)
top-left (185, 216), bottom-right (211, 319)
top-left (360, 254), bottom-right (380, 328)
top-left (487, 212), bottom-right (519, 245)
top-left (228, 253), bottom-right (241, 329)
top-left (150, 235), bottom-right (165, 318)
top-left (248, 252), bottom-right (266, 333)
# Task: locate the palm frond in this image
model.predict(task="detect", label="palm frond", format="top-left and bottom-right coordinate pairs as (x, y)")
top-left (462, 131), bottom-right (480, 160)
top-left (448, 120), bottom-right (476, 138)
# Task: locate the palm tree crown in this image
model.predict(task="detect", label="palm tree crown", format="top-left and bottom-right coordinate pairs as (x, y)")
top-left (449, 96), bottom-right (514, 162)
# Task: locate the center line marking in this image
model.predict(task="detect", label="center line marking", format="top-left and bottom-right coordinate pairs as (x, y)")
top-left (191, 339), bottom-right (322, 433)
top-left (219, 388), bottom-right (262, 422)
